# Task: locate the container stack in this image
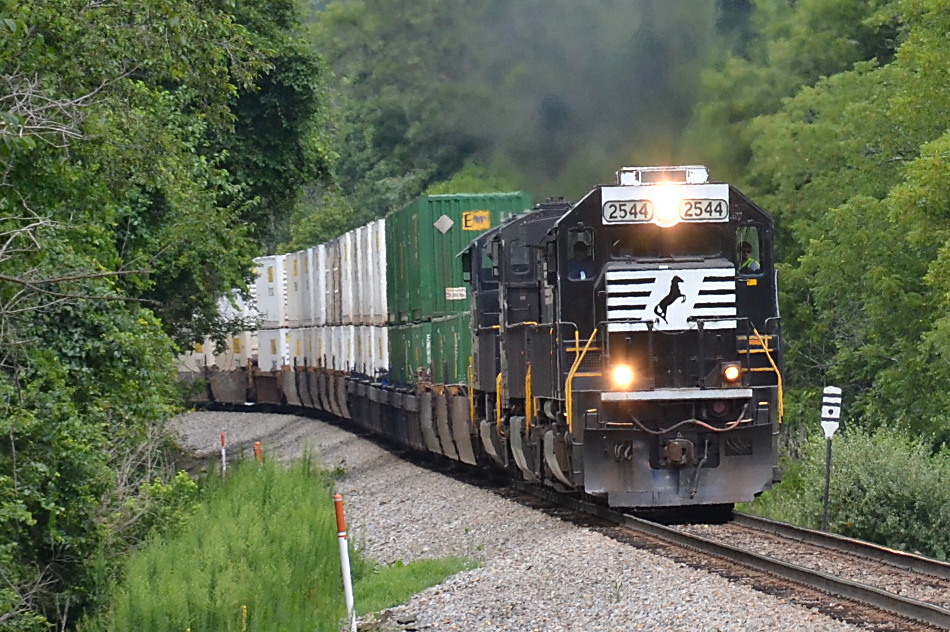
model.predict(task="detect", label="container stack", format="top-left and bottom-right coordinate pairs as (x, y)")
top-left (177, 192), bottom-right (533, 400)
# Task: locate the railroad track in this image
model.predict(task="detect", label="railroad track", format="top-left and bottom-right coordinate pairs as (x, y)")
top-left (202, 407), bottom-right (949, 629)
top-left (512, 481), bottom-right (950, 630)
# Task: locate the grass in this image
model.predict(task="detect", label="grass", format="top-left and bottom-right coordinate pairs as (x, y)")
top-left (355, 557), bottom-right (474, 615)
top-left (81, 455), bottom-right (473, 631)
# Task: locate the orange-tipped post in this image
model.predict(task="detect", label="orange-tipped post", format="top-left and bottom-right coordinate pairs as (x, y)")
top-left (334, 493), bottom-right (356, 632)
top-left (254, 441), bottom-right (263, 465)
top-left (220, 430), bottom-right (227, 476)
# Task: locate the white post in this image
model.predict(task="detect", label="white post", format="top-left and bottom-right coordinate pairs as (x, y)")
top-left (334, 493), bottom-right (357, 632)
top-left (220, 430), bottom-right (227, 476)
top-left (820, 386), bottom-right (842, 531)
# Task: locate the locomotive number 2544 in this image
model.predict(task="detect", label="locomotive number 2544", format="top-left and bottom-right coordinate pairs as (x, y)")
top-left (602, 200), bottom-right (654, 223)
top-left (681, 199), bottom-right (728, 220)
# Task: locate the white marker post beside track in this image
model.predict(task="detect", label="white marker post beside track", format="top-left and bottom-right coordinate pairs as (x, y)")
top-left (220, 430), bottom-right (227, 476)
top-left (334, 493), bottom-right (357, 632)
top-left (820, 386), bottom-right (842, 531)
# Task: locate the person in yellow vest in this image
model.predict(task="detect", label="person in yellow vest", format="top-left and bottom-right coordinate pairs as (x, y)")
top-left (738, 241), bottom-right (760, 274)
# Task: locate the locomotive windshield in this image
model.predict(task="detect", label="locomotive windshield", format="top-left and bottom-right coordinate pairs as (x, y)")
top-left (608, 223), bottom-right (723, 259)
top-left (478, 248), bottom-right (496, 285)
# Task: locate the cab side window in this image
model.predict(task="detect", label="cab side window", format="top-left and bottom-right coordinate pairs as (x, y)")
top-left (567, 228), bottom-right (595, 281)
top-left (736, 226), bottom-right (762, 275)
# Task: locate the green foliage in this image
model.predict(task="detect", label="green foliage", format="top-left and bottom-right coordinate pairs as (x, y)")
top-left (81, 460), bottom-right (470, 632)
top-left (282, 185), bottom-right (358, 252)
top-left (83, 460), bottom-right (345, 632)
top-left (424, 161), bottom-right (521, 195)
top-left (0, 312), bottom-right (192, 628)
top-left (0, 361), bottom-right (113, 628)
top-left (747, 427), bottom-right (950, 560)
top-left (736, 0), bottom-right (950, 437)
top-left (212, 0), bottom-right (336, 251)
top-left (0, 0), bottom-right (334, 628)
top-left (685, 0), bottom-right (901, 182)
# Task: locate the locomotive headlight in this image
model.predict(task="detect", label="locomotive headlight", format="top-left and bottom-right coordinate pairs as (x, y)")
top-left (722, 363), bottom-right (741, 383)
top-left (652, 185), bottom-right (683, 228)
top-left (610, 364), bottom-right (635, 389)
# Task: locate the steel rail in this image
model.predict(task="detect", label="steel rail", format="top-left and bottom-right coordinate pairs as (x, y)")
top-left (734, 511), bottom-right (950, 580)
top-left (514, 482), bottom-right (950, 629)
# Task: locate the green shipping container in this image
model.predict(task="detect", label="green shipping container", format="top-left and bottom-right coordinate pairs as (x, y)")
top-left (386, 192), bottom-right (533, 324)
top-left (431, 312), bottom-right (471, 385)
top-left (388, 321), bottom-right (433, 385)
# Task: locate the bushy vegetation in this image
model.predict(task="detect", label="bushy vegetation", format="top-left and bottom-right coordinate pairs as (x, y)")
top-left (746, 426), bottom-right (950, 560)
top-left (80, 459), bottom-right (472, 632)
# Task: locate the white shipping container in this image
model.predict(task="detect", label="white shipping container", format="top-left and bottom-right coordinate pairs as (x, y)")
top-left (326, 325), bottom-right (356, 371)
top-left (217, 291), bottom-right (255, 323)
top-left (354, 223), bottom-right (377, 325)
top-left (340, 231), bottom-right (357, 325)
top-left (254, 255), bottom-right (287, 329)
top-left (355, 325), bottom-right (373, 375)
top-left (258, 328), bottom-right (290, 371)
top-left (370, 220), bottom-right (388, 325)
top-left (202, 339), bottom-right (218, 369)
top-left (354, 225), bottom-right (368, 324)
top-left (312, 245), bottom-right (328, 326)
top-left (240, 330), bottom-right (258, 368)
top-left (283, 250), bottom-right (310, 328)
top-left (300, 327), bottom-right (316, 368)
top-left (343, 325), bottom-right (356, 371)
top-left (211, 331), bottom-right (250, 371)
top-left (287, 327), bottom-right (308, 368)
top-left (310, 327), bottom-right (328, 367)
top-left (373, 326), bottom-right (389, 376)
top-left (301, 247), bottom-right (317, 326)
top-left (326, 240), bottom-right (342, 326)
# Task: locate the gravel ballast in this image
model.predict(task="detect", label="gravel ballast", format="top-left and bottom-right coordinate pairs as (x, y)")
top-left (172, 410), bottom-right (868, 632)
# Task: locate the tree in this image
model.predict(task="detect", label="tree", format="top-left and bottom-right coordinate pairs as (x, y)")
top-left (736, 0), bottom-right (950, 439)
top-left (684, 0), bottom-right (901, 183)
top-left (210, 0), bottom-right (335, 252)
top-left (0, 0), bottom-right (331, 628)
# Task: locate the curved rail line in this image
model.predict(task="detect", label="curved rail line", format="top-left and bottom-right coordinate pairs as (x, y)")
top-left (515, 482), bottom-right (950, 629)
top-left (733, 512), bottom-right (950, 581)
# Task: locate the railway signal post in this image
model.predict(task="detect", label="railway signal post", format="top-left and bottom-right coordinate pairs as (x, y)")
top-left (820, 386), bottom-right (842, 531)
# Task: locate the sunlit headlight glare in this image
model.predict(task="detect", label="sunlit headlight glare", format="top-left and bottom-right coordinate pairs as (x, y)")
top-left (652, 185), bottom-right (682, 228)
top-left (611, 364), bottom-right (635, 389)
top-left (723, 364), bottom-right (741, 382)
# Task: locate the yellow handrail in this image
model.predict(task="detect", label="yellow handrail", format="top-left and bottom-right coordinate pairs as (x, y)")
top-left (751, 326), bottom-right (784, 425)
top-left (468, 357), bottom-right (475, 428)
top-left (565, 329), bottom-right (598, 434)
top-left (495, 372), bottom-right (503, 431)
top-left (525, 363), bottom-right (533, 431)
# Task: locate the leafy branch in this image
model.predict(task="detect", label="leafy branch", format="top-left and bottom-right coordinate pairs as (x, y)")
top-left (0, 71), bottom-right (108, 149)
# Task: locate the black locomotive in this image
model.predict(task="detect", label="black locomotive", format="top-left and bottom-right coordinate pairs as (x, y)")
top-left (463, 165), bottom-right (781, 510)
